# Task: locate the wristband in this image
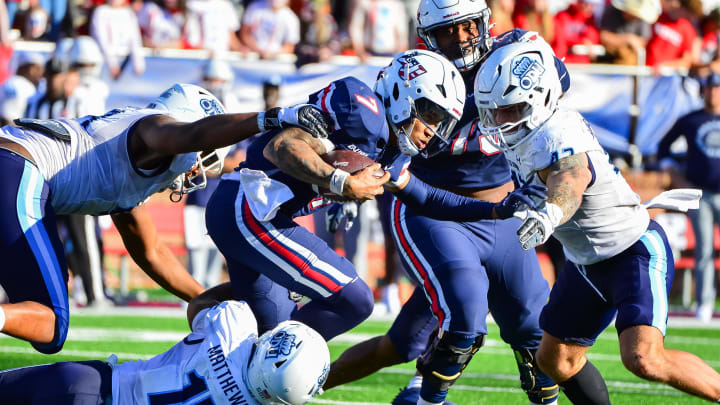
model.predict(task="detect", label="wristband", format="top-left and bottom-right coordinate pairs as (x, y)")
top-left (329, 169), bottom-right (350, 196)
top-left (545, 202), bottom-right (563, 227)
top-left (257, 111), bottom-right (266, 131)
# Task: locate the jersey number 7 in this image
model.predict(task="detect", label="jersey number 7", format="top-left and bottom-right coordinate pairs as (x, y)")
top-left (354, 94), bottom-right (379, 115)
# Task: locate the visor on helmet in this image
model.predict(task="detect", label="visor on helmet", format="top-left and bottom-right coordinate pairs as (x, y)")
top-left (391, 97), bottom-right (459, 157)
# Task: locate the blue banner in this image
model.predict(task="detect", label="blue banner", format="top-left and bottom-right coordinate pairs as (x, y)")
top-left (8, 49), bottom-right (705, 157)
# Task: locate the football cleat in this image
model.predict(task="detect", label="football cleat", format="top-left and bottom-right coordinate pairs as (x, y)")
top-left (391, 386), bottom-right (457, 405)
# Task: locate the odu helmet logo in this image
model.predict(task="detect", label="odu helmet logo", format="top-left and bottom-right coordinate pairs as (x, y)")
top-left (200, 98), bottom-right (225, 116)
top-left (512, 56), bottom-right (545, 91)
top-left (264, 331), bottom-right (297, 359)
top-left (398, 55), bottom-right (427, 80)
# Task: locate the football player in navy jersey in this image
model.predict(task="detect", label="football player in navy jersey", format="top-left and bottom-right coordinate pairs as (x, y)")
top-left (0, 82), bottom-right (331, 355)
top-left (323, 1), bottom-right (570, 405)
top-left (204, 49), bottom-right (545, 346)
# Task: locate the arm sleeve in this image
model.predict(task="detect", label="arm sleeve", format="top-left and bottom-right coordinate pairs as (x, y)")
top-left (394, 175), bottom-right (495, 221)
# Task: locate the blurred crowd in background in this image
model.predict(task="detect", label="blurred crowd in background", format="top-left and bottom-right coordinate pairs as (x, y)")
top-left (2, 0), bottom-right (720, 72)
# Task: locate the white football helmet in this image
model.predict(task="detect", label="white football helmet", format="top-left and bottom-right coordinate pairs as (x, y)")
top-left (147, 83), bottom-right (229, 198)
top-left (375, 49), bottom-right (465, 157)
top-left (246, 321), bottom-right (330, 405)
top-left (202, 58), bottom-right (235, 99)
top-left (474, 41), bottom-right (561, 150)
top-left (69, 36), bottom-right (104, 79)
top-left (416, 0), bottom-right (493, 72)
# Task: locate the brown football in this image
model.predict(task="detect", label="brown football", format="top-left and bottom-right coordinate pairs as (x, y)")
top-left (318, 149), bottom-right (384, 200)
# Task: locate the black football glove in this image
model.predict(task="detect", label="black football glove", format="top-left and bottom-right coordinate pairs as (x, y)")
top-left (258, 104), bottom-right (333, 138)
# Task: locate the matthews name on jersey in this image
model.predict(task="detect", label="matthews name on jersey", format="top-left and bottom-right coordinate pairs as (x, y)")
top-left (0, 108), bottom-right (198, 215)
top-left (504, 108), bottom-right (649, 265)
top-left (237, 76), bottom-right (410, 217)
top-left (112, 301), bottom-right (258, 405)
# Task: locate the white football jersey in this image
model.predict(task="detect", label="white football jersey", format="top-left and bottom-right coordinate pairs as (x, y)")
top-left (504, 108), bottom-right (650, 265)
top-left (0, 107), bottom-right (197, 214)
top-left (112, 301), bottom-right (260, 405)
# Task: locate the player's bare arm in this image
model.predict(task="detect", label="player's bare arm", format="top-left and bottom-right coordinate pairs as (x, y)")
top-left (539, 153), bottom-right (592, 224)
top-left (130, 113), bottom-right (260, 169)
top-left (186, 282), bottom-right (234, 329)
top-left (111, 205), bottom-right (204, 302)
top-left (264, 127), bottom-right (389, 201)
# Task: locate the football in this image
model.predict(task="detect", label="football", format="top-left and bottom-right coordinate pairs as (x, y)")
top-left (318, 149), bottom-right (384, 200)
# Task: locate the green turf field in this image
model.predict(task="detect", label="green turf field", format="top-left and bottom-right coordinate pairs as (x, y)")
top-left (0, 313), bottom-right (716, 404)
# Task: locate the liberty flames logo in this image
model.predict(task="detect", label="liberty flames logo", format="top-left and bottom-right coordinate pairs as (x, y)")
top-left (398, 55), bottom-right (427, 80)
top-left (512, 56), bottom-right (545, 90)
top-left (265, 331), bottom-right (297, 359)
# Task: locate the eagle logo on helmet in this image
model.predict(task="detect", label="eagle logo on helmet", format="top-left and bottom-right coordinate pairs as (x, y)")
top-left (265, 331), bottom-right (297, 359)
top-left (398, 55), bottom-right (427, 81)
top-left (200, 98), bottom-right (225, 116)
top-left (512, 56), bottom-right (545, 91)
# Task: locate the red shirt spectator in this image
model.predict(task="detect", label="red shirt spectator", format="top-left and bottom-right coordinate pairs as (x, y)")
top-left (553, 1), bottom-right (601, 63)
top-left (512, 0), bottom-right (554, 43)
top-left (646, 12), bottom-right (696, 66)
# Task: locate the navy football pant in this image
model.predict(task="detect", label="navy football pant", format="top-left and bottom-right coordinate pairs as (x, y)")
top-left (206, 180), bottom-right (373, 340)
top-left (541, 220), bottom-right (674, 345)
top-left (0, 360), bottom-right (112, 404)
top-left (0, 149), bottom-right (69, 354)
top-left (390, 198), bottom-right (549, 347)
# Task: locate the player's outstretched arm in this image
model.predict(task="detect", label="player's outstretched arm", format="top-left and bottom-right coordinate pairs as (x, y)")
top-left (390, 173), bottom-right (546, 221)
top-left (517, 153), bottom-right (592, 250)
top-left (186, 282), bottom-right (234, 330)
top-left (130, 106), bottom-right (331, 169)
top-left (111, 205), bottom-right (205, 302)
top-left (264, 127), bottom-right (389, 201)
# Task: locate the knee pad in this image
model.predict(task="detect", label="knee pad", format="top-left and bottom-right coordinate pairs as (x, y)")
top-left (514, 348), bottom-right (559, 405)
top-left (32, 308), bottom-right (69, 355)
top-left (332, 279), bottom-right (374, 324)
top-left (416, 332), bottom-right (485, 392)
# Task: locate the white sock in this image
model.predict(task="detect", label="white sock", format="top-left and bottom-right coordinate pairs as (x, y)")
top-left (0, 305), bottom-right (6, 332)
top-left (407, 375), bottom-right (423, 389)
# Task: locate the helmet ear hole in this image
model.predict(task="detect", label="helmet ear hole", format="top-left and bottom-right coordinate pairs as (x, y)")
top-left (393, 83), bottom-right (400, 100)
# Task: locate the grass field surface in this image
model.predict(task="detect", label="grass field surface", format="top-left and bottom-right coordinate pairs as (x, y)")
top-left (0, 310), bottom-right (717, 404)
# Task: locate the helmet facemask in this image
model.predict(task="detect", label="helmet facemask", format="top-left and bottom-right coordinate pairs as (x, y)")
top-left (169, 148), bottom-right (227, 202)
top-left (417, 9), bottom-right (492, 72)
top-left (478, 102), bottom-right (533, 150)
top-left (388, 96), bottom-right (460, 158)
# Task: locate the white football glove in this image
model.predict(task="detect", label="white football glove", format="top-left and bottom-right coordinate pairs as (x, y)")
top-left (514, 203), bottom-right (563, 250)
top-left (326, 202), bottom-right (359, 233)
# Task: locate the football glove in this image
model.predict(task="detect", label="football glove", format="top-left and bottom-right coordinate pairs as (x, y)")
top-left (258, 104), bottom-right (334, 138)
top-left (326, 202), bottom-right (359, 233)
top-left (515, 203), bottom-right (563, 250)
top-left (494, 184), bottom-right (548, 219)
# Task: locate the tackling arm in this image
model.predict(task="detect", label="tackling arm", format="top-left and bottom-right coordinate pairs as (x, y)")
top-left (263, 127), bottom-right (389, 201)
top-left (111, 205), bottom-right (205, 302)
top-left (186, 282), bottom-right (234, 330)
top-left (517, 153), bottom-right (592, 250)
top-left (539, 153), bottom-right (592, 224)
